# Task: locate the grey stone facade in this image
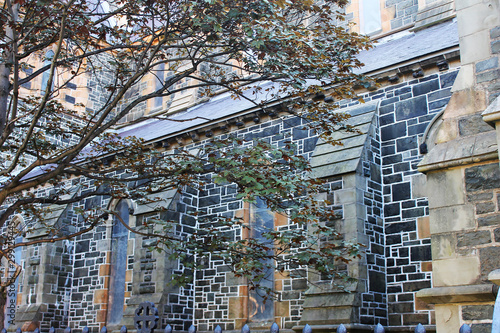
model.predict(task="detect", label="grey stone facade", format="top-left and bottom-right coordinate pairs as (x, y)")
top-left (5, 1), bottom-right (500, 332)
top-left (7, 62), bottom-right (465, 333)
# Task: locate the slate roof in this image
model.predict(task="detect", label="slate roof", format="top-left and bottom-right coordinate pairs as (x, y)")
top-left (356, 19), bottom-right (458, 74)
top-left (310, 101), bottom-right (378, 178)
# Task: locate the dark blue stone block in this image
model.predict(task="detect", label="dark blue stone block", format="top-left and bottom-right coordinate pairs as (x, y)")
top-left (395, 95), bottom-right (427, 121)
top-left (369, 270), bottom-right (386, 293)
top-left (382, 154), bottom-right (403, 165)
top-left (413, 79), bottom-right (439, 97)
top-left (380, 114), bottom-right (394, 126)
top-left (429, 97), bottom-right (450, 110)
top-left (382, 145), bottom-right (395, 155)
top-left (283, 116), bottom-right (301, 128)
top-left (392, 182), bottom-right (411, 201)
top-left (394, 86), bottom-right (412, 96)
top-left (408, 122), bottom-right (429, 136)
top-left (384, 203), bottom-right (400, 217)
top-left (292, 128), bottom-right (308, 140)
top-left (381, 122), bottom-right (407, 141)
top-left (384, 173), bottom-right (403, 184)
top-left (397, 136), bottom-right (418, 151)
top-left (303, 137), bottom-right (318, 152)
top-left (440, 70), bottom-right (459, 89)
top-left (380, 96), bottom-right (400, 106)
top-left (379, 104), bottom-right (395, 115)
top-left (402, 207), bottom-right (425, 218)
top-left (410, 246), bottom-right (431, 261)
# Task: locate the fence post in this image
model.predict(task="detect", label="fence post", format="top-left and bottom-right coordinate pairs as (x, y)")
top-left (374, 323), bottom-right (385, 333)
top-left (459, 324), bottom-right (471, 333)
top-left (337, 324), bottom-right (346, 333)
top-left (415, 323), bottom-right (425, 333)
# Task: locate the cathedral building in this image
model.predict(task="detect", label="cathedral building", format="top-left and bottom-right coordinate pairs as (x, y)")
top-left (3, 1), bottom-right (500, 333)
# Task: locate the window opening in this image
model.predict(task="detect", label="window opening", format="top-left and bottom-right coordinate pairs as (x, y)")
top-left (107, 200), bottom-right (129, 325)
top-left (248, 197), bottom-right (274, 323)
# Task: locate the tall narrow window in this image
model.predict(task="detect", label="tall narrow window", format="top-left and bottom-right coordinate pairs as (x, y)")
top-left (360, 0), bottom-right (382, 35)
top-left (107, 200), bottom-right (129, 325)
top-left (248, 197), bottom-right (274, 323)
top-left (154, 63), bottom-right (165, 109)
top-left (40, 50), bottom-right (54, 94)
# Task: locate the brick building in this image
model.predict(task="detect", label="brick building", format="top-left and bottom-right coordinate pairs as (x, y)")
top-left (3, 1), bottom-right (500, 333)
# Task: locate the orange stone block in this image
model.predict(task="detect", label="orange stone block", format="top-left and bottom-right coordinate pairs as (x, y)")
top-left (94, 289), bottom-right (108, 304)
top-left (275, 301), bottom-right (289, 317)
top-left (22, 322), bottom-right (39, 332)
top-left (417, 217), bottom-right (430, 239)
top-left (274, 213), bottom-right (288, 228)
top-left (125, 270), bottom-right (132, 282)
top-left (96, 309), bottom-right (107, 323)
top-left (239, 285), bottom-right (248, 296)
top-left (229, 297), bottom-right (247, 319)
top-left (415, 297), bottom-right (434, 311)
top-left (274, 280), bottom-right (282, 291)
top-left (99, 264), bottom-right (110, 276)
top-left (103, 276), bottom-right (110, 289)
top-left (421, 261), bottom-right (432, 272)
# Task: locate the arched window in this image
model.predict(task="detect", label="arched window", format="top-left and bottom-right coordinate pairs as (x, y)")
top-left (248, 197), bottom-right (274, 323)
top-left (40, 50), bottom-right (54, 94)
top-left (107, 200), bottom-right (129, 325)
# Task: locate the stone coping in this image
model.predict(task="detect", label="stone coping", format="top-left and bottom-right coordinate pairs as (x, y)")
top-left (488, 269), bottom-right (500, 286)
top-left (482, 96), bottom-right (500, 125)
top-left (418, 131), bottom-right (498, 173)
top-left (416, 284), bottom-right (498, 304)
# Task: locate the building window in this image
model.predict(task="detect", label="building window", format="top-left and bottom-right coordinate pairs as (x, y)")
top-left (40, 50), bottom-right (55, 94)
top-left (248, 197), bottom-right (274, 324)
top-left (107, 200), bottom-right (129, 325)
top-left (154, 63), bottom-right (165, 109)
top-left (360, 0), bottom-right (382, 35)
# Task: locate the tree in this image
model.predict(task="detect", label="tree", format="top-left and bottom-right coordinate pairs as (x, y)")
top-left (0, 0), bottom-right (371, 328)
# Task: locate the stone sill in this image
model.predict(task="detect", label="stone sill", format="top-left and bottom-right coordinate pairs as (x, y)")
top-left (418, 131), bottom-right (498, 173)
top-left (416, 284), bottom-right (498, 304)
